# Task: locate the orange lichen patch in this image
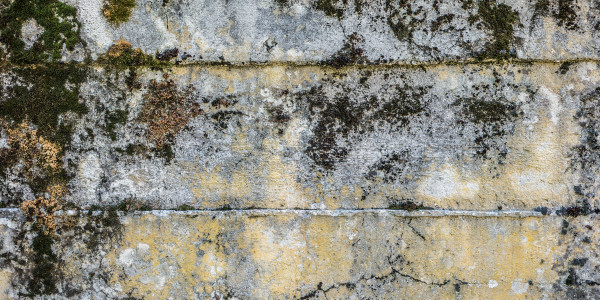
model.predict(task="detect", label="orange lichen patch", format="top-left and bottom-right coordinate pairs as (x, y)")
top-left (139, 74), bottom-right (203, 149)
top-left (21, 184), bottom-right (66, 233)
top-left (0, 120), bottom-right (62, 182)
top-left (100, 39), bottom-right (154, 66)
top-left (107, 40), bottom-right (135, 57)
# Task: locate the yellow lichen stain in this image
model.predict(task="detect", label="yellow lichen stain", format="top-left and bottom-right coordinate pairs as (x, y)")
top-left (260, 137), bottom-right (308, 208)
top-left (52, 212), bottom-right (572, 299)
top-left (416, 162), bottom-right (481, 208)
top-left (105, 214), bottom-right (233, 299)
top-left (414, 216), bottom-right (561, 299)
top-left (190, 165), bottom-right (252, 207)
top-left (244, 215), bottom-right (353, 298)
top-left (197, 65), bottom-right (320, 95)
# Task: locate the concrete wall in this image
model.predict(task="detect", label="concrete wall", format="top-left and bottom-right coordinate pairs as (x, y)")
top-left (0, 0), bottom-right (599, 298)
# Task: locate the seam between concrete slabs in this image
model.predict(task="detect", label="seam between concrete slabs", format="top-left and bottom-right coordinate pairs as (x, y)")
top-left (1, 58), bottom-right (600, 69)
top-left (0, 208), bottom-right (555, 218)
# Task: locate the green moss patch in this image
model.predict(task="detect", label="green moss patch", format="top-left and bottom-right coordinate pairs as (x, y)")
top-left (388, 199), bottom-right (432, 211)
top-left (0, 0), bottom-right (84, 64)
top-left (455, 95), bottom-right (518, 158)
top-left (314, 0), bottom-right (345, 18)
top-left (470, 0), bottom-right (520, 59)
top-left (571, 87), bottom-right (600, 200)
top-left (555, 0), bottom-right (578, 30)
top-left (27, 227), bottom-right (58, 296)
top-left (102, 0), bottom-right (136, 26)
top-left (0, 65), bottom-right (88, 146)
top-left (0, 65), bottom-right (88, 196)
top-left (299, 78), bottom-right (429, 171)
top-left (460, 97), bottom-right (518, 124)
top-left (385, 0), bottom-right (413, 41)
top-left (105, 109), bottom-right (128, 141)
top-left (325, 32), bottom-right (366, 67)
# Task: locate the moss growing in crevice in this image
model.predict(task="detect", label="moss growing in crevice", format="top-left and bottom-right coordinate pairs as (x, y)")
top-left (558, 61), bottom-right (573, 75)
top-left (176, 204), bottom-right (195, 211)
top-left (470, 0), bottom-right (520, 59)
top-left (102, 0), bottom-right (136, 26)
top-left (81, 208), bottom-right (123, 246)
top-left (325, 32), bottom-right (365, 67)
top-left (0, 0), bottom-right (85, 64)
top-left (388, 199), bottom-right (432, 211)
top-left (17, 185), bottom-right (66, 297)
top-left (98, 40), bottom-right (161, 67)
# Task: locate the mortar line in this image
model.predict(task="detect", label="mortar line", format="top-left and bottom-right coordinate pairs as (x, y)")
top-left (1, 57), bottom-right (600, 70)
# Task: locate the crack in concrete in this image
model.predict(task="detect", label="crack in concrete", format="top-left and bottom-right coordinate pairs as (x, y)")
top-left (299, 254), bottom-right (452, 299)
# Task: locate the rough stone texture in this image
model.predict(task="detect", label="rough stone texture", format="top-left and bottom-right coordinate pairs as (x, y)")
top-left (0, 0), bottom-right (599, 298)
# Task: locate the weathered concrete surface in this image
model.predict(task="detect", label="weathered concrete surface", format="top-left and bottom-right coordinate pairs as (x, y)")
top-left (3, 62), bottom-right (600, 210)
top-left (0, 0), bottom-right (598, 64)
top-left (1, 0), bottom-right (600, 298)
top-left (58, 0), bottom-right (600, 63)
top-left (0, 209), bottom-right (598, 299)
